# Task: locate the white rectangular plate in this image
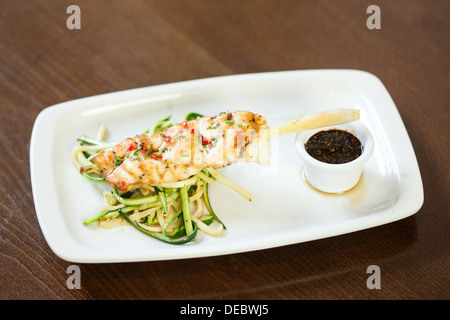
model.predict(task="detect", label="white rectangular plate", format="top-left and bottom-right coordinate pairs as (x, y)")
top-left (30, 70), bottom-right (423, 263)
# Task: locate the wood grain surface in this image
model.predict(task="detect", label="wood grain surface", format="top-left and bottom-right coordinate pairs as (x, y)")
top-left (0, 0), bottom-right (448, 300)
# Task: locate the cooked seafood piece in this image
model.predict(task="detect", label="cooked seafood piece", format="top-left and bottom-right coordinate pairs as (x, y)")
top-left (92, 111), bottom-right (270, 192)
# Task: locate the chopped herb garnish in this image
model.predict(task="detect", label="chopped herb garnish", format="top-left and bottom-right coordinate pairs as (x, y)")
top-left (115, 157), bottom-right (123, 166)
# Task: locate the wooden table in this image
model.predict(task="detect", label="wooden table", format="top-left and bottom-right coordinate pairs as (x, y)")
top-left (1, 0), bottom-right (448, 301)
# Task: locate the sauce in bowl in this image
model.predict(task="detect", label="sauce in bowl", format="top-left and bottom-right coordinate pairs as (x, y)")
top-left (305, 129), bottom-right (363, 164)
top-left (296, 122), bottom-right (374, 194)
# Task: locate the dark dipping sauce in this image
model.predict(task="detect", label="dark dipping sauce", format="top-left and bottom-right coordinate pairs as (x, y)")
top-left (305, 129), bottom-right (363, 164)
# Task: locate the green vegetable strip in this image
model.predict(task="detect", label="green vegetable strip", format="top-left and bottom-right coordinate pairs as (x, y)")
top-left (164, 188), bottom-right (179, 200)
top-left (200, 216), bottom-right (214, 226)
top-left (82, 172), bottom-right (106, 183)
top-left (113, 188), bottom-right (159, 206)
top-left (185, 112), bottom-right (204, 120)
top-left (162, 209), bottom-right (184, 238)
top-left (147, 213), bottom-right (158, 225)
top-left (83, 205), bottom-right (139, 225)
top-left (180, 186), bottom-right (194, 237)
top-left (87, 153), bottom-right (98, 163)
top-left (156, 187), bottom-right (168, 214)
top-left (142, 115), bottom-right (172, 135)
top-left (156, 121), bottom-right (173, 133)
top-left (203, 182), bottom-right (226, 229)
top-left (77, 136), bottom-right (108, 146)
top-left (119, 209), bottom-right (198, 244)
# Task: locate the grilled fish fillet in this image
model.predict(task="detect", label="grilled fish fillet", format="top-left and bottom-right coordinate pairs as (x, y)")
top-left (92, 111), bottom-right (270, 192)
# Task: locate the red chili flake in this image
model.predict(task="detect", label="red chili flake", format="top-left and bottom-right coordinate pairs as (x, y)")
top-left (142, 147), bottom-right (148, 152)
top-left (164, 136), bottom-right (171, 143)
top-left (201, 135), bottom-right (212, 147)
top-left (182, 120), bottom-right (188, 128)
top-left (121, 181), bottom-right (126, 188)
top-left (149, 154), bottom-right (162, 160)
top-left (127, 143), bottom-right (134, 152)
top-left (190, 128), bottom-right (195, 134)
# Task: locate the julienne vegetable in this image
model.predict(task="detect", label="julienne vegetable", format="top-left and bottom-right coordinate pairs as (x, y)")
top-left (119, 209), bottom-right (199, 245)
top-left (72, 112), bottom-right (249, 245)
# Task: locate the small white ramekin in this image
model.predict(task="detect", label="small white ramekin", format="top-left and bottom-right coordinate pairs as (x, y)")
top-left (295, 121), bottom-right (374, 194)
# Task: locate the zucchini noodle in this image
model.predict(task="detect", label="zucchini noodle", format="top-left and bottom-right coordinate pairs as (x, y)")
top-left (72, 115), bottom-right (253, 244)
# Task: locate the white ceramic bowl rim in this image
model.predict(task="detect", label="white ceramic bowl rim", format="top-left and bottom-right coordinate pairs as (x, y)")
top-left (296, 121), bottom-right (374, 172)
